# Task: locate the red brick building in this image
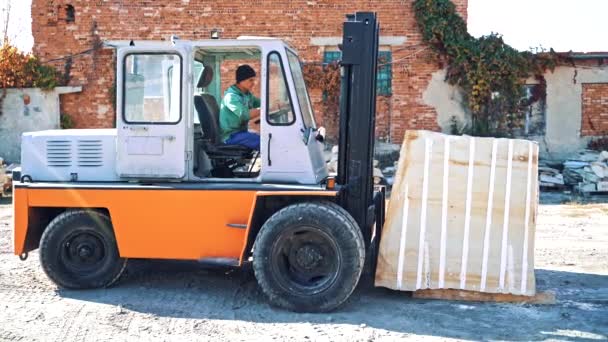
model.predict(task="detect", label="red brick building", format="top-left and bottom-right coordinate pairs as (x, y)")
top-left (31, 0), bottom-right (468, 143)
top-left (531, 54), bottom-right (608, 159)
top-left (582, 82), bottom-right (608, 136)
top-left (577, 57), bottom-right (608, 137)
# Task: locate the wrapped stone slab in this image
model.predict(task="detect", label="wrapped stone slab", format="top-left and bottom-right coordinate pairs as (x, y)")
top-left (375, 130), bottom-right (539, 296)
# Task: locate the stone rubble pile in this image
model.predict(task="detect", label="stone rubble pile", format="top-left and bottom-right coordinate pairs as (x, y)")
top-left (540, 150), bottom-right (608, 192)
top-left (325, 142), bottom-right (401, 188)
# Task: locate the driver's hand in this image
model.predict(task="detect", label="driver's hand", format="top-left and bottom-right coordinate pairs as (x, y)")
top-left (249, 118), bottom-right (260, 133)
top-left (249, 108), bottom-right (261, 120)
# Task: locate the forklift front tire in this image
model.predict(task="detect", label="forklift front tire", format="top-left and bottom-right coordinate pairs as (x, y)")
top-left (253, 201), bottom-right (365, 312)
top-left (39, 209), bottom-right (127, 289)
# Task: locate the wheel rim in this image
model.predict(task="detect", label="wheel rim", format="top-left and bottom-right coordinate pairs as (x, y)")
top-left (270, 226), bottom-right (341, 295)
top-left (61, 230), bottom-right (108, 275)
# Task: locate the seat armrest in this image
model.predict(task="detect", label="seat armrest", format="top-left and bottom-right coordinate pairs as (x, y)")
top-left (215, 145), bottom-right (252, 153)
top-left (204, 143), bottom-right (254, 158)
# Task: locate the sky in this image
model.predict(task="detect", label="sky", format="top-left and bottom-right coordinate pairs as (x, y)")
top-left (1, 0), bottom-right (606, 53)
top-left (0, 0), bottom-right (32, 52)
top-left (468, 0), bottom-right (607, 53)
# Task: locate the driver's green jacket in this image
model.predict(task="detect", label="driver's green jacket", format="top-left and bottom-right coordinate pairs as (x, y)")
top-left (219, 85), bottom-right (261, 142)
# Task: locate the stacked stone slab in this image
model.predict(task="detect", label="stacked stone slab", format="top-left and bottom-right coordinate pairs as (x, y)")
top-left (376, 130), bottom-right (539, 296)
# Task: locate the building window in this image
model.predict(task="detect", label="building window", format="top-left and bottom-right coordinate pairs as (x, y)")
top-left (323, 51), bottom-right (342, 65)
top-left (377, 51), bottom-right (392, 95)
top-left (520, 84), bottom-right (546, 136)
top-left (322, 50), bottom-right (392, 96)
top-left (65, 5), bottom-right (75, 23)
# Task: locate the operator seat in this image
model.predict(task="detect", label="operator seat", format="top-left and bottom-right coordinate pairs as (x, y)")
top-left (195, 66), bottom-right (220, 143)
top-left (194, 66), bottom-right (253, 173)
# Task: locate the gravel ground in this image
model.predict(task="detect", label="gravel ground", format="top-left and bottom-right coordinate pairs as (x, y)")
top-left (0, 193), bottom-right (607, 341)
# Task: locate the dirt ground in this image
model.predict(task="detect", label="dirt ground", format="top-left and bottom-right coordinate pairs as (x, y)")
top-left (0, 193), bottom-right (607, 341)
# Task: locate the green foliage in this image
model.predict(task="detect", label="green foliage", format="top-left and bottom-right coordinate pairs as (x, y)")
top-left (60, 113), bottom-right (75, 129)
top-left (414, 0), bottom-right (558, 136)
top-left (449, 115), bottom-right (460, 135)
top-left (33, 63), bottom-right (61, 90)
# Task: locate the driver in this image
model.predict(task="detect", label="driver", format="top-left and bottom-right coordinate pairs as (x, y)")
top-left (219, 64), bottom-right (261, 150)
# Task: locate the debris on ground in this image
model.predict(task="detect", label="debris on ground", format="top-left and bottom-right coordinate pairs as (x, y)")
top-left (373, 165), bottom-right (384, 185)
top-left (325, 143), bottom-right (399, 187)
top-left (374, 142), bottom-right (400, 188)
top-left (326, 145), bottom-right (339, 174)
top-left (539, 150), bottom-right (608, 193)
top-left (0, 158), bottom-right (11, 197)
top-left (563, 150), bottom-right (608, 193)
top-left (538, 165), bottom-right (564, 188)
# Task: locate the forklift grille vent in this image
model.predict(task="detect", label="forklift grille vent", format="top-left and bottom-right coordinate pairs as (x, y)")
top-left (77, 140), bottom-right (104, 167)
top-left (46, 140), bottom-right (72, 167)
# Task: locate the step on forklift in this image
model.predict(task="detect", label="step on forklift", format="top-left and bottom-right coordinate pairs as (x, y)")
top-left (12, 12), bottom-right (385, 312)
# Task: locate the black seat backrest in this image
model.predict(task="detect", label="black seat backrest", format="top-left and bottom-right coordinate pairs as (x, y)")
top-left (194, 95), bottom-right (221, 144)
top-left (201, 93), bottom-right (220, 125)
top-left (194, 65), bottom-right (223, 144)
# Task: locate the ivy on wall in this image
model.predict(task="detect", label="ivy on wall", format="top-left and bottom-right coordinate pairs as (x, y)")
top-left (413, 0), bottom-right (559, 136)
top-left (303, 0), bottom-right (561, 138)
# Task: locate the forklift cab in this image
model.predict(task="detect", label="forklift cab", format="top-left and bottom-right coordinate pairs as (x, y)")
top-left (113, 38), bottom-right (328, 184)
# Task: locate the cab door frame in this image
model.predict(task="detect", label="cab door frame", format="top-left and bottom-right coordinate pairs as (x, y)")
top-left (115, 44), bottom-right (191, 179)
top-left (260, 47), bottom-right (327, 184)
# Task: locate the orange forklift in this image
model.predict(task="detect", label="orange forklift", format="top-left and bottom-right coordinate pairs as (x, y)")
top-left (12, 12), bottom-right (385, 312)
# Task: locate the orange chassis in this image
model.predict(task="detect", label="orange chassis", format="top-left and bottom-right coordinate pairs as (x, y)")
top-left (13, 181), bottom-right (337, 264)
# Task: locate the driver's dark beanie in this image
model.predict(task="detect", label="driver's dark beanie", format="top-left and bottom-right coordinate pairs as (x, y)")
top-left (236, 64), bottom-right (256, 83)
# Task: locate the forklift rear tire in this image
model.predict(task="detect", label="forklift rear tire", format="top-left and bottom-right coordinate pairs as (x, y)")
top-left (39, 209), bottom-right (127, 289)
top-left (253, 201), bottom-right (365, 312)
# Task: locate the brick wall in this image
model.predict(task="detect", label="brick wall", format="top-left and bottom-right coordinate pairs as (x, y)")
top-left (581, 83), bottom-right (608, 136)
top-left (32, 0), bottom-right (468, 143)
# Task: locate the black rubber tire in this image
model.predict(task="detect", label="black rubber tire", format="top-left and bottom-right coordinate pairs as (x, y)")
top-left (253, 201), bottom-right (365, 312)
top-left (39, 209), bottom-right (127, 289)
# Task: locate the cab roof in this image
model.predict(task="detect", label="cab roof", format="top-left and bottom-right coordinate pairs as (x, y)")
top-left (104, 37), bottom-right (291, 50)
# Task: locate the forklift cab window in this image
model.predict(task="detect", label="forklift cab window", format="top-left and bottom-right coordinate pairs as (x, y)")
top-left (124, 54), bottom-right (181, 123)
top-left (287, 51), bottom-right (316, 128)
top-left (267, 52), bottom-right (294, 125)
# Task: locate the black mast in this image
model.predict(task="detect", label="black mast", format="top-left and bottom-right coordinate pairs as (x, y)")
top-left (337, 12), bottom-right (379, 247)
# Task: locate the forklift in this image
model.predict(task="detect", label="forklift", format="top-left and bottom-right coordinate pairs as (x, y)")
top-left (12, 12), bottom-right (385, 312)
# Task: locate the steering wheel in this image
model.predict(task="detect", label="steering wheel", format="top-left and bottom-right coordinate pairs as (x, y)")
top-left (268, 108), bottom-right (291, 117)
top-left (268, 107), bottom-right (291, 118)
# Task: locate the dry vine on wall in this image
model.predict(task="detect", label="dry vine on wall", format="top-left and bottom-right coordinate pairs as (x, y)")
top-left (0, 40), bottom-right (62, 117)
top-left (302, 62), bottom-right (341, 140)
top-left (302, 54), bottom-right (391, 142)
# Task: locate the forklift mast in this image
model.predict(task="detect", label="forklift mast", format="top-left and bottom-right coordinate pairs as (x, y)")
top-left (337, 12), bottom-right (380, 246)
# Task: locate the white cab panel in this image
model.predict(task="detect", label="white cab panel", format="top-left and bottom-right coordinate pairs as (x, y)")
top-left (20, 129), bottom-right (119, 182)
